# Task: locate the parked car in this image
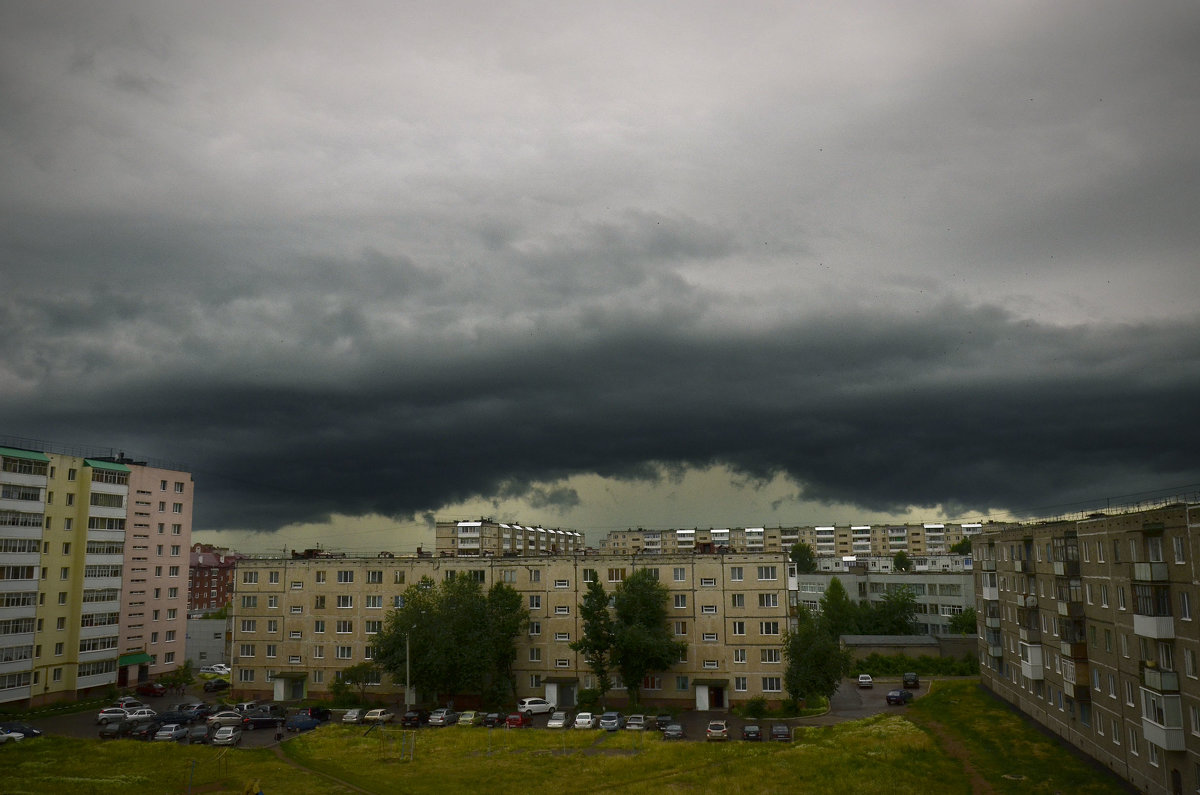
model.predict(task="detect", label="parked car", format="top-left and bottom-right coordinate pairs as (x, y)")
top-left (154, 723), bottom-right (188, 741)
top-left (886, 689), bottom-right (915, 705)
top-left (599, 711), bottom-right (625, 731)
top-left (211, 725), bottom-right (243, 747)
top-left (98, 720), bottom-right (129, 739)
top-left (342, 708), bottom-right (364, 724)
top-left (208, 711), bottom-right (246, 728)
top-left (625, 714), bottom-right (646, 731)
top-left (115, 696), bottom-right (146, 708)
top-left (0, 729), bottom-right (24, 744)
top-left (181, 703), bottom-right (215, 721)
top-left (136, 681), bottom-right (166, 697)
top-left (857, 674), bottom-right (874, 688)
top-left (243, 713), bottom-right (284, 730)
top-left (364, 709), bottom-right (395, 724)
top-left (156, 710), bottom-right (194, 726)
top-left (741, 724), bottom-right (763, 741)
top-left (653, 714), bottom-right (674, 731)
top-left (902, 672), bottom-right (921, 689)
top-left (457, 710), bottom-right (483, 726)
top-left (187, 724), bottom-right (212, 744)
top-left (662, 723), bottom-right (686, 740)
top-left (516, 697), bottom-right (556, 715)
top-left (770, 724), bottom-right (791, 742)
top-left (483, 712), bottom-right (506, 728)
top-left (573, 712), bottom-right (599, 730)
top-left (399, 709), bottom-right (426, 727)
top-left (125, 708), bottom-right (158, 722)
top-left (200, 664), bottom-right (231, 676)
top-left (297, 706), bottom-right (332, 722)
top-left (705, 720), bottom-right (729, 741)
top-left (505, 712), bottom-right (532, 728)
top-left (546, 711), bottom-right (571, 729)
top-left (0, 722), bottom-right (42, 739)
top-left (286, 714), bottom-right (321, 732)
top-left (428, 708), bottom-right (458, 726)
top-left (97, 707), bottom-right (129, 725)
top-left (235, 701), bottom-right (258, 713)
top-left (203, 679), bottom-right (230, 693)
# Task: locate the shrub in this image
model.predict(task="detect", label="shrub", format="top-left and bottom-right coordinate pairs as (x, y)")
top-left (576, 688), bottom-right (601, 712)
top-left (745, 696), bottom-right (768, 720)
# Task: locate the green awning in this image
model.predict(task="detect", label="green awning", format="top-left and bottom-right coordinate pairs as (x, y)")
top-left (86, 459), bottom-right (130, 472)
top-left (0, 446), bottom-right (50, 462)
top-left (118, 652), bottom-right (154, 666)
top-left (271, 671), bottom-right (308, 680)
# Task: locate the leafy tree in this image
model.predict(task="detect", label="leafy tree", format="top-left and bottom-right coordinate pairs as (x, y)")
top-left (892, 550), bottom-right (913, 572)
top-left (570, 580), bottom-right (616, 707)
top-left (783, 607), bottom-right (852, 708)
top-left (950, 537), bottom-right (974, 556)
top-left (865, 585), bottom-right (919, 635)
top-left (948, 606), bottom-right (978, 635)
top-left (789, 542), bottom-right (818, 573)
top-left (817, 577), bottom-right (859, 639)
top-left (337, 661), bottom-right (382, 704)
top-left (611, 569), bottom-right (686, 708)
top-left (484, 582), bottom-right (528, 704)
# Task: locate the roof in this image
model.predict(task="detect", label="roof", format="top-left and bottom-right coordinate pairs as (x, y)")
top-left (840, 634), bottom-right (939, 646)
top-left (85, 458), bottom-right (130, 472)
top-left (0, 446), bottom-right (50, 462)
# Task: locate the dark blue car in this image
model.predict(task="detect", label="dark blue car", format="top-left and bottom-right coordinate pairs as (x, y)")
top-left (286, 714), bottom-right (321, 733)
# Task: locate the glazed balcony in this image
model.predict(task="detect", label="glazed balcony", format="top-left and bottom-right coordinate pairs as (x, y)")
top-left (1057, 601), bottom-right (1084, 618)
top-left (1142, 666), bottom-right (1180, 693)
top-left (1019, 626), bottom-right (1042, 644)
top-left (1134, 614), bottom-right (1175, 639)
top-left (1132, 562), bottom-right (1169, 582)
top-left (979, 558), bottom-right (996, 571)
top-left (1059, 640), bottom-right (1087, 659)
top-left (1052, 559), bottom-right (1080, 577)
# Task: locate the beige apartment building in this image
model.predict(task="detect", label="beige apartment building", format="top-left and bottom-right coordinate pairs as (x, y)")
top-left (596, 522), bottom-right (990, 557)
top-left (230, 551), bottom-right (790, 711)
top-left (434, 519), bottom-right (584, 557)
top-left (0, 443), bottom-right (192, 709)
top-left (976, 504), bottom-right (1200, 795)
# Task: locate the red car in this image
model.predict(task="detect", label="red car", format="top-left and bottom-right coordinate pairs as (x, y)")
top-left (136, 682), bottom-right (166, 697)
top-left (505, 712), bottom-right (532, 728)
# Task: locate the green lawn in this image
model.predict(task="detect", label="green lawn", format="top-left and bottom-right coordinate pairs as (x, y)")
top-left (3, 681), bottom-right (1130, 794)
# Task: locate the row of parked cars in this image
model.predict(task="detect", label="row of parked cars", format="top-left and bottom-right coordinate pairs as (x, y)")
top-left (96, 697), bottom-right (335, 744)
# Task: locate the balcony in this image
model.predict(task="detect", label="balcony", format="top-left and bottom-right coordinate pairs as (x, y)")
top-left (985, 614), bottom-right (1001, 629)
top-left (979, 558), bottom-right (996, 571)
top-left (982, 584), bottom-right (999, 601)
top-left (1019, 626), bottom-right (1041, 644)
top-left (1060, 640), bottom-right (1087, 659)
top-left (1013, 559), bottom-right (1030, 574)
top-left (1019, 643), bottom-right (1044, 680)
top-left (1142, 666), bottom-right (1180, 693)
top-left (1134, 613), bottom-right (1175, 640)
top-left (1052, 560), bottom-right (1080, 577)
top-left (1132, 562), bottom-right (1169, 582)
top-left (987, 644), bottom-right (1003, 658)
top-left (1062, 658), bottom-right (1089, 687)
top-left (1142, 719), bottom-right (1186, 752)
top-left (1057, 601), bottom-right (1084, 618)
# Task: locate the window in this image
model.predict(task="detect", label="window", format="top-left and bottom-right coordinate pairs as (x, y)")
top-left (677, 675), bottom-right (690, 690)
top-left (529, 648), bottom-right (542, 662)
top-left (266, 619), bottom-right (277, 633)
top-left (529, 569), bottom-right (540, 583)
top-left (267, 595), bottom-right (278, 608)
top-left (239, 669), bottom-right (254, 682)
top-left (172, 523), bottom-right (182, 535)
top-left (289, 630), bottom-right (302, 639)
top-left (555, 632), bottom-right (571, 641)
top-left (313, 646), bottom-right (324, 659)
top-left (366, 595), bottom-right (383, 609)
top-left (172, 503), bottom-right (183, 513)
top-left (336, 646), bottom-right (353, 659)
top-left (702, 632), bottom-right (718, 642)
top-left (529, 674), bottom-right (542, 688)
top-left (1173, 536), bottom-right (1186, 563)
top-left (554, 605), bottom-right (570, 615)
top-left (316, 571), bottom-right (326, 583)
top-left (733, 648), bottom-right (746, 663)
top-left (554, 579), bottom-right (569, 589)
top-left (700, 577), bottom-right (716, 587)
top-left (337, 595), bottom-right (353, 608)
top-left (337, 570), bottom-right (354, 583)
top-left (243, 571), bottom-right (259, 584)
top-left (1185, 648), bottom-right (1197, 678)
top-left (529, 595), bottom-right (542, 609)
top-left (528, 621), bottom-right (540, 636)
top-left (734, 676), bottom-right (747, 691)
top-left (703, 660), bottom-right (719, 669)
top-left (674, 621), bottom-right (687, 635)
top-left (365, 620), bottom-right (382, 634)
top-left (757, 566), bottom-right (777, 581)
top-left (336, 620), bottom-right (353, 634)
top-left (367, 570), bottom-right (382, 584)
top-left (240, 644), bottom-right (255, 657)
top-left (762, 677), bottom-right (782, 692)
top-left (674, 594), bottom-right (687, 609)
top-left (240, 620), bottom-right (256, 633)
top-left (758, 593), bottom-right (779, 609)
top-left (314, 595), bottom-right (326, 609)
top-left (607, 568), bottom-right (626, 583)
top-left (761, 648), bottom-right (781, 663)
top-left (556, 658), bottom-right (570, 668)
top-left (701, 605), bottom-right (718, 615)
top-left (1181, 592), bottom-right (1192, 621)
top-left (730, 566), bottom-right (743, 582)
top-left (673, 567), bottom-right (686, 582)
top-left (266, 644), bottom-right (277, 658)
top-left (289, 655), bottom-right (302, 664)
top-left (314, 620), bottom-right (325, 633)
top-left (583, 568), bottom-right (597, 583)
top-left (759, 621), bottom-right (780, 635)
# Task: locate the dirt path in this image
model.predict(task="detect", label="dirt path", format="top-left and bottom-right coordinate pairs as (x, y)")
top-left (909, 716), bottom-right (995, 795)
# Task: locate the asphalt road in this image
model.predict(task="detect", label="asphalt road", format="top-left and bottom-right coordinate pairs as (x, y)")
top-left (18, 676), bottom-right (919, 746)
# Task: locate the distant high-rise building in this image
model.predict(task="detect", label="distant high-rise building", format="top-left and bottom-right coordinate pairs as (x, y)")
top-left (189, 543), bottom-right (243, 612)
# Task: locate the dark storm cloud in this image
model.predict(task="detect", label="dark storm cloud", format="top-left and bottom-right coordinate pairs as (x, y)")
top-left (2, 2), bottom-right (1199, 531)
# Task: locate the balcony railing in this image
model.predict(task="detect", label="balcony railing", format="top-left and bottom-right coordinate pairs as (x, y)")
top-left (1019, 626), bottom-right (1041, 644)
top-left (979, 558), bottom-right (996, 571)
top-left (1052, 560), bottom-right (1080, 577)
top-left (1057, 601), bottom-right (1084, 618)
top-left (987, 644), bottom-right (1003, 658)
top-left (1133, 613), bottom-right (1175, 640)
top-left (1142, 666), bottom-right (1180, 693)
top-left (1132, 562), bottom-right (1169, 582)
top-left (1060, 640), bottom-right (1087, 659)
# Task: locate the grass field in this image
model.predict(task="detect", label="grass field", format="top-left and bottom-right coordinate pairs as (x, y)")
top-left (3, 681), bottom-right (1131, 794)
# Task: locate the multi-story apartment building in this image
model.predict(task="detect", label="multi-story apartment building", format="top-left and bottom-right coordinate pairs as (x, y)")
top-left (230, 552), bottom-right (789, 711)
top-left (0, 442), bottom-right (193, 709)
top-left (598, 522), bottom-right (991, 557)
top-left (189, 543), bottom-right (242, 612)
top-left (790, 555), bottom-right (974, 636)
top-left (976, 504), bottom-right (1200, 795)
top-left (434, 519), bottom-right (584, 557)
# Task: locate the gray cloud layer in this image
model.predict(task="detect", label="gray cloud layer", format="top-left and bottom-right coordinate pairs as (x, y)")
top-left (2, 2), bottom-right (1198, 531)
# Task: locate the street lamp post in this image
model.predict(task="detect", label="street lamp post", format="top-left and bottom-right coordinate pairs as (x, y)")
top-left (405, 631), bottom-right (411, 713)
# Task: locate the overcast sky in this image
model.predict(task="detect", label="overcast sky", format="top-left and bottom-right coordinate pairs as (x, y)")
top-left (3, 2), bottom-right (1199, 553)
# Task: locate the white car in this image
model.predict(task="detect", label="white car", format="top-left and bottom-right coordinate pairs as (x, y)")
top-left (211, 725), bottom-right (243, 746)
top-left (546, 711), bottom-right (571, 729)
top-left (516, 697), bottom-right (555, 715)
top-left (573, 712), bottom-right (599, 729)
top-left (858, 674), bottom-right (874, 688)
top-left (97, 707), bottom-right (128, 725)
top-left (0, 729), bottom-right (24, 744)
top-left (154, 723), bottom-right (188, 741)
top-left (342, 708), bottom-right (364, 724)
top-left (200, 664), bottom-right (231, 675)
top-left (363, 709), bottom-right (394, 723)
top-left (126, 708), bottom-right (157, 721)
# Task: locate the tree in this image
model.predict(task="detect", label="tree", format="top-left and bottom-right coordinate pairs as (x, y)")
top-left (484, 582), bottom-right (528, 704)
top-left (337, 661), bottom-right (382, 704)
top-left (611, 569), bottom-right (686, 708)
top-left (783, 607), bottom-right (852, 708)
top-left (570, 580), bottom-right (616, 707)
top-left (790, 542), bottom-right (818, 574)
top-left (866, 585), bottom-right (919, 635)
top-left (817, 577), bottom-right (859, 639)
top-left (948, 606), bottom-right (978, 635)
top-left (950, 538), bottom-right (974, 556)
top-left (892, 550), bottom-right (913, 572)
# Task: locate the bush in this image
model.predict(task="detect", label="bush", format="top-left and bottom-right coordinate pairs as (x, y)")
top-left (849, 652), bottom-right (977, 678)
top-left (576, 688), bottom-right (601, 712)
top-left (745, 696), bottom-right (768, 720)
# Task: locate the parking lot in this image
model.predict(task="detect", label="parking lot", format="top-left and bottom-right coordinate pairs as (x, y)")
top-left (18, 676), bottom-right (920, 746)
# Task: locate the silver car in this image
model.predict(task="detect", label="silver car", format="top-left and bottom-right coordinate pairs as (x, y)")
top-left (211, 725), bottom-right (243, 746)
